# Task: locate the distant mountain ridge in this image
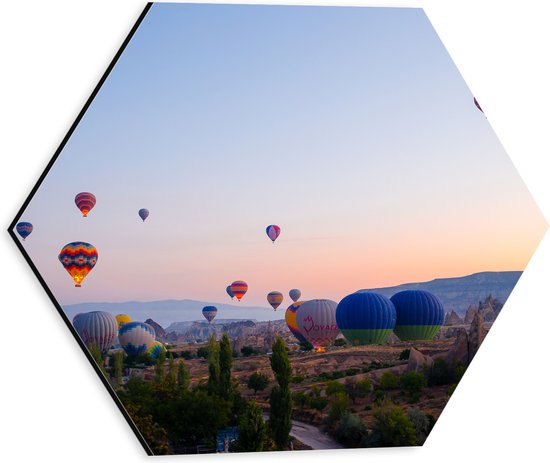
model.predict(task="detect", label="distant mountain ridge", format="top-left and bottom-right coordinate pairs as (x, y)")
top-left (62, 299), bottom-right (282, 329)
top-left (358, 271), bottom-right (522, 315)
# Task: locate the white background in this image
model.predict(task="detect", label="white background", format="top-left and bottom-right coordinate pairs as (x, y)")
top-left (1, 1), bottom-right (548, 461)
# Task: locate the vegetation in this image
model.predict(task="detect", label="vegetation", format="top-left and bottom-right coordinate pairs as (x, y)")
top-left (236, 401), bottom-right (267, 452)
top-left (326, 392), bottom-right (351, 427)
top-left (247, 372), bottom-right (269, 395)
top-left (345, 377), bottom-right (372, 404)
top-left (333, 338), bottom-right (347, 347)
top-left (113, 351), bottom-right (124, 387)
top-left (299, 340), bottom-right (313, 351)
top-left (379, 371), bottom-right (399, 390)
top-left (365, 401), bottom-right (417, 447)
top-left (177, 359), bottom-right (190, 390)
top-left (325, 380), bottom-right (346, 396)
top-left (207, 335), bottom-right (221, 394)
top-left (424, 359), bottom-right (465, 386)
top-left (196, 347), bottom-right (209, 359)
top-left (88, 341), bottom-right (106, 377)
top-left (240, 345), bottom-right (257, 357)
top-left (219, 334), bottom-right (233, 400)
top-left (399, 371), bottom-right (427, 403)
top-left (269, 336), bottom-right (292, 450)
top-left (399, 349), bottom-right (411, 360)
top-left (333, 413), bottom-right (368, 447)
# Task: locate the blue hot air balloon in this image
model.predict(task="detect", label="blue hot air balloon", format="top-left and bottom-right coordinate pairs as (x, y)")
top-left (16, 222), bottom-right (33, 241)
top-left (226, 285), bottom-right (235, 299)
top-left (202, 306), bottom-right (218, 324)
top-left (336, 292), bottom-right (396, 345)
top-left (72, 311), bottom-right (118, 353)
top-left (138, 208), bottom-right (150, 222)
top-left (119, 322), bottom-right (156, 356)
top-left (289, 289), bottom-right (301, 302)
top-left (390, 290), bottom-right (445, 341)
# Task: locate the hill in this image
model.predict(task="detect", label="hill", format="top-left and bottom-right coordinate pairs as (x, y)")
top-left (62, 299), bottom-right (283, 328)
top-left (358, 271), bottom-right (521, 315)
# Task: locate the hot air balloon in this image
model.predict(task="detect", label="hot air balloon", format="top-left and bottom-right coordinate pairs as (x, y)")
top-left (72, 311), bottom-right (118, 353)
top-left (119, 321), bottom-right (156, 356)
top-left (296, 299), bottom-right (340, 351)
top-left (115, 314), bottom-right (132, 329)
top-left (336, 292), bottom-right (396, 345)
top-left (226, 285), bottom-right (235, 299)
top-left (230, 280), bottom-right (248, 301)
top-left (202, 306), bottom-right (218, 324)
top-left (285, 302), bottom-right (308, 344)
top-left (58, 242), bottom-right (98, 287)
top-left (390, 290), bottom-right (445, 341)
top-left (146, 341), bottom-right (167, 360)
top-left (266, 225), bottom-right (281, 243)
top-left (138, 208), bottom-right (149, 222)
top-left (474, 97), bottom-right (484, 113)
top-left (75, 192), bottom-right (96, 217)
top-left (289, 289), bottom-right (301, 303)
top-left (15, 222), bottom-right (33, 241)
top-left (267, 291), bottom-right (283, 311)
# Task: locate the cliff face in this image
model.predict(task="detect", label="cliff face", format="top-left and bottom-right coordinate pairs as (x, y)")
top-left (145, 318), bottom-right (166, 340)
top-left (358, 271), bottom-right (520, 315)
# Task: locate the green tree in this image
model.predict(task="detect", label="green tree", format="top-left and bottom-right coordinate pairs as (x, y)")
top-left (333, 412), bottom-right (368, 447)
top-left (236, 401), bottom-right (267, 452)
top-left (327, 392), bottom-right (351, 426)
top-left (240, 345), bottom-right (255, 357)
top-left (269, 336), bottom-right (292, 450)
top-left (326, 380), bottom-right (346, 396)
top-left (197, 346), bottom-right (209, 359)
top-left (125, 403), bottom-right (171, 455)
top-left (407, 407), bottom-right (433, 445)
top-left (177, 358), bottom-right (190, 390)
top-left (399, 371), bottom-right (427, 403)
top-left (88, 341), bottom-right (107, 377)
top-left (345, 377), bottom-right (372, 404)
top-left (207, 334), bottom-right (220, 394)
top-left (299, 340), bottom-right (313, 351)
top-left (155, 350), bottom-right (166, 384)
top-left (165, 353), bottom-right (177, 389)
top-left (219, 333), bottom-right (233, 400)
top-left (113, 351), bottom-right (124, 387)
top-left (247, 372), bottom-right (269, 395)
top-left (379, 371), bottom-right (398, 390)
top-left (371, 401), bottom-right (418, 446)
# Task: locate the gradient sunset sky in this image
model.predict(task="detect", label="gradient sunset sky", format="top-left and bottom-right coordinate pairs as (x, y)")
top-left (17, 4), bottom-right (546, 311)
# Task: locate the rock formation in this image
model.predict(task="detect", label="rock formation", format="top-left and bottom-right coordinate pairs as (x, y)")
top-left (406, 348), bottom-right (433, 372)
top-left (145, 318), bottom-right (166, 341)
top-left (464, 305), bottom-right (477, 324)
top-left (444, 310), bottom-right (463, 326)
top-left (445, 309), bottom-right (489, 366)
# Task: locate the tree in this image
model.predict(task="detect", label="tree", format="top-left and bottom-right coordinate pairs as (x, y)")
top-left (113, 351), bottom-right (124, 387)
top-left (379, 371), bottom-right (398, 390)
top-left (207, 334), bottom-right (220, 395)
top-left (399, 371), bottom-right (427, 403)
top-left (370, 401), bottom-right (417, 447)
top-left (177, 359), bottom-right (190, 391)
top-left (155, 350), bottom-right (166, 384)
top-left (197, 346), bottom-right (209, 359)
top-left (345, 377), bottom-right (372, 404)
top-left (333, 412), bottom-right (368, 447)
top-left (125, 403), bottom-right (171, 455)
top-left (247, 372), bottom-right (269, 395)
top-left (88, 341), bottom-right (106, 377)
top-left (299, 340), bottom-right (313, 351)
top-left (219, 333), bottom-right (233, 400)
top-left (269, 336), bottom-right (292, 450)
top-left (240, 345), bottom-right (255, 357)
top-left (327, 392), bottom-right (350, 427)
top-left (236, 401), bottom-right (267, 452)
top-left (407, 407), bottom-right (433, 445)
top-left (325, 380), bottom-right (346, 396)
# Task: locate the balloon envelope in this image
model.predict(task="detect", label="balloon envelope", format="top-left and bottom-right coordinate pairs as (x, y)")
top-left (390, 290), bottom-right (444, 341)
top-left (336, 292), bottom-right (396, 345)
top-left (285, 302), bottom-right (307, 344)
top-left (266, 225), bottom-right (281, 243)
top-left (296, 299), bottom-right (340, 349)
top-left (289, 289), bottom-right (301, 302)
top-left (202, 306), bottom-right (218, 324)
top-left (267, 291), bottom-right (283, 311)
top-left (75, 192), bottom-right (96, 217)
top-left (119, 322), bottom-right (156, 356)
top-left (226, 285), bottom-right (235, 299)
top-left (58, 242), bottom-right (98, 287)
top-left (230, 280), bottom-right (248, 301)
top-left (72, 311), bottom-right (118, 353)
top-left (138, 208), bottom-right (149, 221)
top-left (16, 222), bottom-right (33, 240)
top-left (146, 341), bottom-right (167, 360)
top-left (115, 314), bottom-right (132, 329)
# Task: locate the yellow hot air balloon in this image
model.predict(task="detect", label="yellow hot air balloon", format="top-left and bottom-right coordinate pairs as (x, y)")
top-left (115, 314), bottom-right (132, 329)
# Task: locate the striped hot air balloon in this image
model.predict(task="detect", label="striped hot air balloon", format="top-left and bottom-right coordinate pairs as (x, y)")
top-left (202, 306), bottom-right (218, 324)
top-left (16, 222), bottom-right (33, 241)
top-left (115, 314), bottom-right (132, 329)
top-left (138, 208), bottom-right (149, 222)
top-left (265, 225), bottom-right (281, 243)
top-left (267, 291), bottom-right (283, 311)
top-left (230, 280), bottom-right (248, 301)
top-left (296, 299), bottom-right (340, 350)
top-left (72, 311), bottom-right (118, 353)
top-left (289, 289), bottom-right (301, 302)
top-left (146, 341), bottom-right (167, 360)
top-left (119, 322), bottom-right (156, 356)
top-left (336, 292), bottom-right (396, 345)
top-left (390, 290), bottom-right (445, 341)
top-left (74, 192), bottom-right (96, 217)
top-left (285, 302), bottom-right (307, 344)
top-left (58, 242), bottom-right (98, 287)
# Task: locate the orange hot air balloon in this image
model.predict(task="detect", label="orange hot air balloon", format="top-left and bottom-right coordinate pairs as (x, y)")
top-left (75, 192), bottom-right (96, 217)
top-left (267, 291), bottom-right (283, 311)
top-left (58, 242), bottom-right (98, 287)
top-left (230, 280), bottom-right (248, 301)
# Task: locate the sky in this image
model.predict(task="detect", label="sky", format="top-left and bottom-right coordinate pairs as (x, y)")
top-left (15, 3), bottom-right (547, 310)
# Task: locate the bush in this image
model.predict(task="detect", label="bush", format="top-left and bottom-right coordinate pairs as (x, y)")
top-left (333, 339), bottom-right (347, 347)
top-left (379, 371), bottom-right (398, 390)
top-left (399, 349), bottom-right (411, 360)
top-left (326, 380), bottom-right (346, 396)
top-left (327, 392), bottom-right (350, 427)
top-left (299, 341), bottom-right (313, 351)
top-left (247, 372), bottom-right (270, 395)
top-left (310, 396), bottom-right (329, 411)
top-left (345, 377), bottom-right (373, 404)
top-left (399, 371), bottom-right (427, 403)
top-left (291, 375), bottom-right (305, 383)
top-left (424, 359), bottom-right (465, 386)
top-left (241, 345), bottom-right (255, 357)
top-left (345, 368), bottom-right (360, 376)
top-left (180, 350), bottom-right (193, 360)
top-left (369, 401), bottom-right (418, 447)
top-left (407, 407), bottom-right (432, 445)
top-left (333, 413), bottom-right (368, 447)
top-left (196, 347), bottom-right (208, 359)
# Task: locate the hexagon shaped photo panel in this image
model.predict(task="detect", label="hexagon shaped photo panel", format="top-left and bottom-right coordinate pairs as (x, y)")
top-left (8, 2), bottom-right (547, 456)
